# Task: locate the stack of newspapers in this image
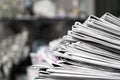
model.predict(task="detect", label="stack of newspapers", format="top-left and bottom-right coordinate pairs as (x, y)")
top-left (34, 13), bottom-right (120, 80)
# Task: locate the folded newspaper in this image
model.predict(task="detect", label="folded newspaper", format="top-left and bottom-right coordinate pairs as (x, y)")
top-left (33, 13), bottom-right (120, 80)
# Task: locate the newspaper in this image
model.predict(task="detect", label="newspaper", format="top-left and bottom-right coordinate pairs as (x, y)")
top-left (34, 13), bottom-right (120, 80)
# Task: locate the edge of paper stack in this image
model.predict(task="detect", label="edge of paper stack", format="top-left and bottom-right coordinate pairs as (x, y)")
top-left (33, 13), bottom-right (120, 80)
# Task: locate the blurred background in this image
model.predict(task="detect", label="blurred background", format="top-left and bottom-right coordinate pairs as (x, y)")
top-left (0, 0), bottom-right (120, 80)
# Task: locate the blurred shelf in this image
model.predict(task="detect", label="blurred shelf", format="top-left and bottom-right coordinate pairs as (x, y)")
top-left (0, 16), bottom-right (86, 22)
